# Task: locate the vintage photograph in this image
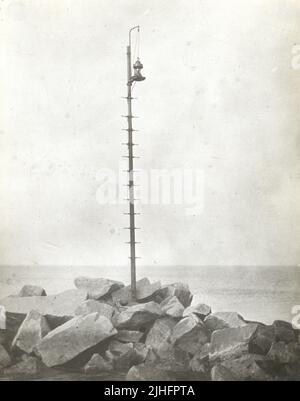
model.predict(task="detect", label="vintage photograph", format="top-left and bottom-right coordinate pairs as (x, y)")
top-left (0, 0), bottom-right (300, 382)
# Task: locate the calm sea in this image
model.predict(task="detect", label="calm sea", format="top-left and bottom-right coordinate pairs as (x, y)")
top-left (0, 265), bottom-right (299, 325)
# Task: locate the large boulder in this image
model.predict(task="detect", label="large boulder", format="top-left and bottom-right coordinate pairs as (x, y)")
top-left (12, 310), bottom-right (50, 354)
top-left (108, 340), bottom-right (135, 371)
top-left (272, 320), bottom-right (296, 344)
top-left (133, 343), bottom-right (149, 365)
top-left (211, 364), bottom-right (240, 381)
top-left (161, 296), bottom-right (184, 319)
top-left (204, 312), bottom-right (247, 333)
top-left (155, 283), bottom-right (193, 307)
top-left (83, 353), bottom-right (113, 373)
top-left (204, 315), bottom-right (229, 332)
top-left (3, 355), bottom-right (40, 377)
top-left (145, 341), bottom-right (190, 373)
top-left (283, 364), bottom-right (300, 381)
top-left (115, 330), bottom-right (144, 344)
top-left (209, 323), bottom-right (258, 362)
top-left (145, 317), bottom-right (176, 351)
top-left (36, 312), bottom-right (117, 367)
top-left (75, 300), bottom-right (114, 320)
top-left (183, 303), bottom-right (211, 320)
top-left (112, 278), bottom-right (147, 305)
top-left (0, 344), bottom-right (12, 368)
top-left (0, 330), bottom-right (7, 346)
top-left (0, 306), bottom-right (6, 330)
top-left (74, 276), bottom-right (124, 300)
top-left (189, 343), bottom-right (211, 373)
top-left (107, 340), bottom-right (148, 371)
top-left (19, 285), bottom-right (46, 297)
top-left (136, 279), bottom-right (161, 303)
top-left (126, 364), bottom-right (174, 381)
top-left (112, 301), bottom-right (163, 330)
top-left (218, 354), bottom-right (271, 381)
top-left (170, 315), bottom-right (209, 355)
top-left (249, 324), bottom-right (275, 355)
top-left (0, 289), bottom-right (88, 329)
top-left (111, 278), bottom-right (160, 305)
top-left (267, 341), bottom-right (300, 364)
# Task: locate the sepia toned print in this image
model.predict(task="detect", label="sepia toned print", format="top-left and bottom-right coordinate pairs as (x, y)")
top-left (0, 0), bottom-right (300, 382)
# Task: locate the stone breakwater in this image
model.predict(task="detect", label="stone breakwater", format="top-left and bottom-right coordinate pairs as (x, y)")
top-left (0, 277), bottom-right (299, 381)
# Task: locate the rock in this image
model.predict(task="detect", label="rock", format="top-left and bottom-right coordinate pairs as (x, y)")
top-left (0, 344), bottom-right (12, 368)
top-left (19, 285), bottom-right (46, 297)
top-left (112, 301), bottom-right (163, 330)
top-left (189, 343), bottom-right (211, 373)
top-left (12, 310), bottom-right (50, 354)
top-left (109, 339), bottom-right (134, 356)
top-left (161, 296), bottom-right (184, 318)
top-left (126, 364), bottom-right (174, 381)
top-left (145, 317), bottom-right (176, 351)
top-left (3, 312), bottom-right (27, 349)
top-left (283, 363), bottom-right (300, 380)
top-left (170, 314), bottom-right (199, 343)
top-left (0, 289), bottom-right (88, 329)
top-left (209, 323), bottom-right (258, 362)
top-left (204, 315), bottom-right (229, 332)
top-left (249, 325), bottom-right (275, 355)
top-left (133, 343), bottom-right (149, 364)
top-left (267, 341), bottom-right (299, 364)
top-left (183, 303), bottom-right (211, 320)
top-left (108, 340), bottom-right (148, 371)
top-left (145, 340), bottom-right (191, 373)
top-left (155, 283), bottom-right (193, 307)
top-left (136, 279), bottom-right (161, 302)
top-left (111, 278), bottom-right (147, 306)
top-left (36, 312), bottom-right (117, 367)
top-left (220, 354), bottom-right (271, 381)
top-left (3, 355), bottom-right (40, 377)
top-left (74, 276), bottom-right (124, 300)
top-left (211, 364), bottom-right (240, 381)
top-left (0, 306), bottom-right (6, 330)
top-left (205, 312), bottom-right (247, 332)
top-left (170, 315), bottom-right (209, 355)
top-left (115, 330), bottom-right (144, 343)
top-left (83, 353), bottom-right (113, 373)
top-left (273, 320), bottom-right (296, 344)
top-left (112, 278), bottom-right (160, 306)
top-left (217, 312), bottom-right (247, 327)
top-left (75, 300), bottom-right (114, 320)
top-left (0, 330), bottom-right (7, 345)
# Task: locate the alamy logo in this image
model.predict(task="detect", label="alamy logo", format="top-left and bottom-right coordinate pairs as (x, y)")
top-left (96, 165), bottom-right (205, 216)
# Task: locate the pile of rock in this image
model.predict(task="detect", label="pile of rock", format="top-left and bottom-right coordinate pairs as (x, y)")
top-left (0, 277), bottom-right (299, 381)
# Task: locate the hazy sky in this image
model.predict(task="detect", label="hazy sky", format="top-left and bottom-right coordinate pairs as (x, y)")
top-left (0, 0), bottom-right (300, 267)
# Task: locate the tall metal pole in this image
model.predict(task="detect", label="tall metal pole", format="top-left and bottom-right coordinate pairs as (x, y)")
top-left (126, 26), bottom-right (139, 299)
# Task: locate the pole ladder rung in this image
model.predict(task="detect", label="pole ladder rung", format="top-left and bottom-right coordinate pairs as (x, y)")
top-left (122, 170), bottom-right (139, 172)
top-left (125, 241), bottom-right (141, 244)
top-left (121, 143), bottom-right (139, 146)
top-left (122, 129), bottom-right (139, 132)
top-left (121, 115), bottom-right (139, 118)
top-left (123, 212), bottom-right (141, 215)
top-left (121, 96), bottom-right (137, 100)
top-left (128, 256), bottom-right (141, 259)
top-left (123, 227), bottom-right (141, 230)
top-left (123, 184), bottom-right (140, 187)
top-left (123, 198), bottom-right (140, 201)
top-left (122, 156), bottom-right (140, 159)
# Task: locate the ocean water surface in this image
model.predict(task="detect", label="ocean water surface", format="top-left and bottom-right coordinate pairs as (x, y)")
top-left (0, 265), bottom-right (299, 325)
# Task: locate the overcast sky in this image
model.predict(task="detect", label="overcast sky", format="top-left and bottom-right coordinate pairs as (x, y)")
top-left (0, 0), bottom-right (300, 267)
